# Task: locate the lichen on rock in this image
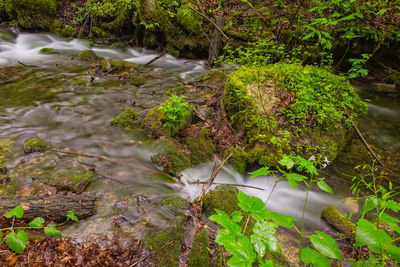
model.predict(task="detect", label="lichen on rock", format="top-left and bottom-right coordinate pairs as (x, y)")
top-left (24, 137), bottom-right (51, 154)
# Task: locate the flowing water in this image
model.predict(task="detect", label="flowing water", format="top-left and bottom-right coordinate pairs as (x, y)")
top-left (0, 29), bottom-right (399, 242)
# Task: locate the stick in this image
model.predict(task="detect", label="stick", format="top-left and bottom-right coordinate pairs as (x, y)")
top-left (144, 50), bottom-right (167, 67)
top-left (196, 153), bottom-right (233, 204)
top-left (190, 7), bottom-right (229, 40)
top-left (346, 110), bottom-right (384, 167)
top-left (188, 181), bottom-right (265, 191)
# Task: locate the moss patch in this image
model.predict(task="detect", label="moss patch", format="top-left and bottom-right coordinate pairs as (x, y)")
top-left (39, 48), bottom-right (58, 54)
top-left (0, 65), bottom-right (28, 81)
top-left (24, 137), bottom-right (51, 154)
top-left (60, 25), bottom-right (78, 37)
top-left (111, 108), bottom-right (140, 129)
top-left (321, 206), bottom-right (356, 239)
top-left (8, 0), bottom-right (58, 29)
top-left (187, 129), bottom-right (215, 165)
top-left (188, 229), bottom-right (210, 266)
top-left (203, 185), bottom-right (239, 216)
top-left (0, 138), bottom-right (14, 164)
top-left (223, 146), bottom-right (248, 174)
top-left (45, 168), bottom-right (94, 193)
top-left (78, 50), bottom-right (103, 62)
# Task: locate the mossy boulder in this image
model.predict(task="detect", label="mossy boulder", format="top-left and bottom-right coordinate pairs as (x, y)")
top-left (187, 129), bottom-right (215, 165)
top-left (223, 146), bottom-right (248, 174)
top-left (187, 229), bottom-right (210, 266)
top-left (23, 137), bottom-right (51, 154)
top-left (199, 69), bottom-right (227, 89)
top-left (203, 185), bottom-right (239, 216)
top-left (77, 50), bottom-right (103, 62)
top-left (223, 63), bottom-right (368, 168)
top-left (44, 168), bottom-right (94, 193)
top-left (111, 108), bottom-right (140, 129)
top-left (39, 48), bottom-right (58, 54)
top-left (177, 4), bottom-right (201, 35)
top-left (7, 0), bottom-right (58, 30)
top-left (321, 206), bottom-right (356, 239)
top-left (142, 95), bottom-right (193, 138)
top-left (60, 25), bottom-right (78, 37)
top-left (151, 138), bottom-right (191, 176)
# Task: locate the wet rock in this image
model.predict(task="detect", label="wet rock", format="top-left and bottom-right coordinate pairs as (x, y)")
top-left (43, 167), bottom-right (94, 193)
top-left (371, 82), bottom-right (397, 93)
top-left (23, 137), bottom-right (51, 154)
top-left (0, 138), bottom-right (14, 164)
top-left (186, 128), bottom-right (215, 165)
top-left (78, 49), bottom-right (103, 62)
top-left (0, 65), bottom-right (28, 81)
top-left (187, 229), bottom-right (210, 266)
top-left (39, 47), bottom-right (58, 54)
top-left (111, 108), bottom-right (140, 129)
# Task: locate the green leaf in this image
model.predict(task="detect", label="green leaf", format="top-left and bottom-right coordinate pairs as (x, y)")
top-left (270, 212), bottom-right (297, 228)
top-left (28, 217), bottom-right (45, 228)
top-left (296, 156), bottom-right (318, 175)
top-left (355, 219), bottom-right (392, 253)
top-left (301, 248), bottom-right (331, 267)
top-left (359, 197), bottom-right (377, 217)
top-left (260, 260), bottom-right (274, 267)
top-left (6, 231), bottom-right (28, 254)
top-left (387, 200), bottom-right (400, 213)
top-left (317, 179), bottom-right (333, 194)
top-left (0, 232), bottom-right (3, 241)
top-left (309, 231), bottom-right (342, 262)
top-left (4, 205), bottom-right (24, 219)
top-left (286, 173), bottom-right (307, 189)
top-left (227, 235), bottom-right (256, 267)
top-left (249, 167), bottom-right (276, 178)
top-left (231, 211), bottom-right (243, 223)
top-left (209, 209), bottom-right (242, 235)
top-left (44, 225), bottom-right (62, 237)
top-left (237, 191), bottom-right (270, 222)
top-left (377, 213), bottom-right (400, 233)
top-left (386, 244), bottom-right (400, 261)
top-left (278, 155), bottom-right (295, 170)
top-left (66, 209), bottom-right (78, 222)
top-left (250, 221), bottom-right (279, 257)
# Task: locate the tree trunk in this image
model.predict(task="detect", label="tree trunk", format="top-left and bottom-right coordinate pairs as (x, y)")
top-left (0, 194), bottom-right (96, 222)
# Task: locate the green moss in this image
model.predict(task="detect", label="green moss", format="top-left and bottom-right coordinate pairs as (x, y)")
top-left (0, 139), bottom-right (14, 164)
top-left (151, 138), bottom-right (191, 175)
top-left (223, 146), bottom-right (247, 174)
top-left (0, 65), bottom-right (28, 81)
top-left (101, 58), bottom-right (111, 71)
top-left (24, 137), bottom-right (51, 154)
top-left (8, 0), bottom-right (58, 29)
top-left (177, 4), bottom-right (201, 35)
top-left (263, 250), bottom-right (288, 266)
top-left (39, 48), bottom-right (58, 54)
top-left (111, 108), bottom-right (140, 129)
top-left (160, 196), bottom-right (190, 210)
top-left (203, 185), bottom-right (239, 216)
top-left (60, 25), bottom-right (78, 37)
top-left (187, 229), bottom-right (210, 266)
top-left (199, 69), bottom-right (227, 89)
top-left (45, 168), bottom-right (94, 193)
top-left (321, 206), bottom-right (356, 239)
top-left (187, 129), bottom-right (215, 165)
top-left (110, 60), bottom-right (138, 70)
top-left (143, 95), bottom-right (193, 138)
top-left (77, 50), bottom-right (103, 62)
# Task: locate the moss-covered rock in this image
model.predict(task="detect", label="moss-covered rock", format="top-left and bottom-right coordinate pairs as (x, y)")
top-left (177, 4), bottom-right (201, 35)
top-left (321, 206), bottom-right (356, 239)
top-left (199, 69), bottom-right (227, 89)
top-left (23, 137), bottom-right (51, 154)
top-left (7, 0), bottom-right (58, 30)
top-left (0, 138), bottom-right (14, 164)
top-left (142, 95), bottom-right (193, 138)
top-left (0, 65), bottom-right (28, 81)
top-left (223, 63), bottom-right (368, 169)
top-left (187, 229), bottom-right (210, 266)
top-left (60, 25), bottom-right (78, 37)
top-left (223, 146), bottom-right (248, 174)
top-left (187, 129), bottom-right (215, 165)
top-left (44, 168), bottom-right (94, 193)
top-left (151, 138), bottom-right (191, 175)
top-left (111, 108), bottom-right (140, 129)
top-left (77, 50), bottom-right (103, 62)
top-left (39, 48), bottom-right (58, 54)
top-left (203, 185), bottom-right (239, 216)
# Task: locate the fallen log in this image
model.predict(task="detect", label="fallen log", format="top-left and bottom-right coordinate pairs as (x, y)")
top-left (0, 194), bottom-right (96, 222)
top-left (321, 206), bottom-right (356, 241)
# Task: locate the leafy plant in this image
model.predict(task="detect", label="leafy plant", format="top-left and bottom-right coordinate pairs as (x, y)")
top-left (0, 205), bottom-right (79, 254)
top-left (159, 94), bottom-right (192, 133)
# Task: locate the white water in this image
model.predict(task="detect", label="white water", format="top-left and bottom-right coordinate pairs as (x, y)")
top-left (0, 32), bottom-right (206, 79)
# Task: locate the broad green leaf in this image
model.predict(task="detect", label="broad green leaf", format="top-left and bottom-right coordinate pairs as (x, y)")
top-left (301, 248), bottom-right (331, 267)
top-left (317, 179), bottom-right (333, 194)
top-left (250, 221), bottom-right (279, 257)
top-left (215, 228), bottom-right (237, 253)
top-left (387, 200), bottom-right (400, 213)
top-left (260, 260), bottom-right (274, 267)
top-left (209, 209), bottom-right (242, 235)
top-left (44, 225), bottom-right (62, 237)
top-left (278, 155), bottom-right (295, 170)
top-left (0, 232), bottom-right (2, 241)
top-left (355, 219), bottom-right (392, 253)
top-left (237, 191), bottom-right (270, 222)
top-left (286, 173), bottom-right (307, 189)
top-left (270, 212), bottom-right (296, 228)
top-left (28, 217), bottom-right (45, 228)
top-left (4, 205), bottom-right (24, 219)
top-left (227, 253), bottom-right (252, 267)
top-left (249, 167), bottom-right (276, 178)
top-left (359, 197), bottom-right (377, 217)
top-left (386, 244), bottom-right (400, 261)
top-left (231, 211), bottom-right (243, 223)
top-left (6, 231), bottom-right (28, 254)
top-left (66, 209), bottom-right (78, 222)
top-left (376, 213), bottom-right (400, 233)
top-left (296, 156), bottom-right (318, 175)
top-left (227, 235), bottom-right (256, 267)
top-left (309, 231), bottom-right (342, 262)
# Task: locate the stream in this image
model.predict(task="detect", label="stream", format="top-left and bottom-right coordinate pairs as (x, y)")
top-left (1, 30), bottom-right (399, 253)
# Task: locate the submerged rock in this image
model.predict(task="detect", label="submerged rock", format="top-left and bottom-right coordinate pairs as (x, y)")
top-left (44, 167), bottom-right (94, 193)
top-left (223, 63), bottom-right (368, 168)
top-left (23, 137), bottom-right (51, 153)
top-left (111, 108), bottom-right (140, 129)
top-left (0, 65), bottom-right (28, 81)
top-left (39, 47), bottom-right (58, 54)
top-left (78, 49), bottom-right (103, 62)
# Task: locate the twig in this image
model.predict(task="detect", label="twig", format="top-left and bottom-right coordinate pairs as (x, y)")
top-left (130, 239), bottom-right (176, 267)
top-left (144, 50), bottom-right (167, 67)
top-left (346, 110), bottom-right (384, 167)
top-left (188, 181), bottom-right (265, 191)
top-left (78, 14), bottom-right (89, 39)
top-left (196, 153), bottom-right (233, 204)
top-left (190, 7), bottom-right (229, 40)
top-left (376, 146), bottom-right (400, 190)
